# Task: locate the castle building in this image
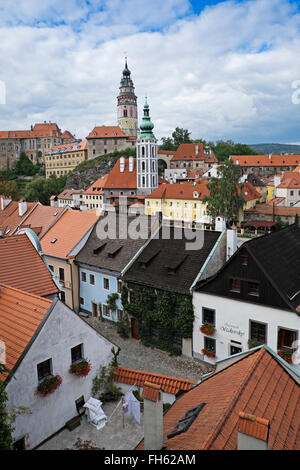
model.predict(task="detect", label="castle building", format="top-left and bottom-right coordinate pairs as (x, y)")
top-left (117, 58), bottom-right (138, 137)
top-left (136, 98), bottom-right (158, 196)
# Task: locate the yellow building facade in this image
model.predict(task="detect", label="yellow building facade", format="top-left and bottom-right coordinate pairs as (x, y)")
top-left (45, 141), bottom-right (88, 178)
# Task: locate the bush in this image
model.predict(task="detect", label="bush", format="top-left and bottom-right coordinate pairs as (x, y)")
top-left (117, 313), bottom-right (131, 338)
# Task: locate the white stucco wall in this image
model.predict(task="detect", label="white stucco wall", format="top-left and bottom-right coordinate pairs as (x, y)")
top-left (6, 300), bottom-right (114, 449)
top-left (193, 292), bottom-right (300, 365)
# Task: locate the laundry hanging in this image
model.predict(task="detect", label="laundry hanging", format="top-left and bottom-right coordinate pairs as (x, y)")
top-left (123, 391), bottom-right (140, 424)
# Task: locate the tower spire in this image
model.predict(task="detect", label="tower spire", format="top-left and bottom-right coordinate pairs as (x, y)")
top-left (117, 58), bottom-right (138, 137)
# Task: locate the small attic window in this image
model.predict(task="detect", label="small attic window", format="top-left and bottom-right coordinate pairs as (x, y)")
top-left (167, 403), bottom-right (206, 439)
top-left (53, 212), bottom-right (58, 216)
top-left (51, 238), bottom-right (57, 244)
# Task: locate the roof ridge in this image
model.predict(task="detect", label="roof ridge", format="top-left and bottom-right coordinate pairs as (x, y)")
top-left (114, 366), bottom-right (195, 384)
top-left (200, 347), bottom-right (266, 449)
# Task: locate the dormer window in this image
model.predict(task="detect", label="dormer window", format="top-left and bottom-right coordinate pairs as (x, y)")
top-left (167, 404), bottom-right (206, 439)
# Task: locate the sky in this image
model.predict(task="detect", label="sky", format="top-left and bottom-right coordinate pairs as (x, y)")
top-left (0, 0), bottom-right (300, 144)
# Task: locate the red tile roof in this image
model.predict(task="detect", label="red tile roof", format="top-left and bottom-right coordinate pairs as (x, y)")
top-left (238, 412), bottom-right (269, 441)
top-left (171, 143), bottom-right (218, 163)
top-left (86, 126), bottom-right (127, 139)
top-left (40, 209), bottom-right (98, 259)
top-left (0, 123), bottom-right (62, 140)
top-left (142, 382), bottom-right (161, 402)
top-left (18, 205), bottom-right (65, 237)
top-left (146, 181), bottom-right (210, 201)
top-left (158, 149), bottom-right (176, 155)
top-left (48, 140), bottom-right (87, 154)
top-left (137, 347), bottom-right (300, 450)
top-left (0, 200), bottom-right (37, 236)
top-left (0, 234), bottom-right (58, 296)
top-left (240, 182), bottom-right (262, 201)
top-left (114, 366), bottom-right (196, 395)
top-left (246, 204), bottom-right (300, 217)
top-left (277, 171), bottom-right (300, 189)
top-left (104, 158), bottom-right (137, 190)
top-left (231, 154), bottom-right (300, 167)
top-left (83, 174), bottom-right (109, 195)
top-left (57, 189), bottom-right (84, 200)
top-left (0, 284), bottom-right (52, 381)
top-left (61, 130), bottom-right (74, 139)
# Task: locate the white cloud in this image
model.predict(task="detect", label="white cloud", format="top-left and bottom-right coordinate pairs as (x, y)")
top-left (0, 0), bottom-right (300, 144)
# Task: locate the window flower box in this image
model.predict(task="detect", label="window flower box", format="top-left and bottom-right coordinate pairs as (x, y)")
top-left (247, 339), bottom-right (261, 349)
top-left (277, 349), bottom-right (293, 364)
top-left (36, 375), bottom-right (62, 397)
top-left (201, 348), bottom-right (216, 358)
top-left (200, 323), bottom-right (216, 336)
top-left (69, 359), bottom-right (91, 377)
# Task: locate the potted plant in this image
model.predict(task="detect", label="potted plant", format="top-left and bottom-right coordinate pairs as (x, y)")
top-left (247, 339), bottom-right (261, 349)
top-left (69, 359), bottom-right (91, 377)
top-left (200, 323), bottom-right (216, 335)
top-left (36, 375), bottom-right (62, 397)
top-left (201, 348), bottom-right (216, 358)
top-left (277, 349), bottom-right (293, 364)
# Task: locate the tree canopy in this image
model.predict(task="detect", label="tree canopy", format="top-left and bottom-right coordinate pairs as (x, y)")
top-left (0, 181), bottom-right (19, 200)
top-left (15, 153), bottom-right (42, 177)
top-left (203, 159), bottom-right (245, 226)
top-left (160, 127), bottom-right (192, 150)
top-left (24, 174), bottom-right (68, 205)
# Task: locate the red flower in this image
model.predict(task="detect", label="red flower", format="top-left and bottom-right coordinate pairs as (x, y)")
top-left (200, 323), bottom-right (216, 336)
top-left (202, 348), bottom-right (216, 358)
top-left (69, 359), bottom-right (91, 377)
top-left (36, 375), bottom-right (62, 397)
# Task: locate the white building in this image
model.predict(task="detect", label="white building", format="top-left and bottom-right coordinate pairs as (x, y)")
top-left (192, 225), bottom-right (300, 368)
top-left (136, 98), bottom-right (158, 196)
top-left (2, 285), bottom-right (114, 449)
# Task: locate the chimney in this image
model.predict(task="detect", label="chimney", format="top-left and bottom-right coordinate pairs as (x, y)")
top-left (0, 196), bottom-right (12, 211)
top-left (142, 382), bottom-right (163, 450)
top-left (215, 216), bottom-right (226, 232)
top-left (269, 153), bottom-right (272, 160)
top-left (195, 145), bottom-right (199, 156)
top-left (226, 226), bottom-right (237, 260)
top-left (18, 199), bottom-right (27, 217)
top-left (129, 156), bottom-right (134, 172)
top-left (237, 412), bottom-right (270, 450)
top-left (120, 157), bottom-right (125, 173)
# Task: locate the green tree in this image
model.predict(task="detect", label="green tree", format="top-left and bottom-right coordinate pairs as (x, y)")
top-left (295, 213), bottom-right (299, 225)
top-left (15, 153), bottom-right (43, 176)
top-left (0, 364), bottom-right (13, 450)
top-left (203, 159), bottom-right (245, 226)
top-left (24, 174), bottom-right (68, 205)
top-left (210, 140), bottom-right (258, 161)
top-left (160, 127), bottom-right (192, 151)
top-left (0, 181), bottom-right (19, 200)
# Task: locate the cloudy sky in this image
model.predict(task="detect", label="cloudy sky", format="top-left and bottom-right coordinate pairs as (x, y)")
top-left (0, 0), bottom-right (300, 144)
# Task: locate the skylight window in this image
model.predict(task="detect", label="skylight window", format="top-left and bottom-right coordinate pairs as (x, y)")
top-left (51, 238), bottom-right (57, 244)
top-left (167, 403), bottom-right (206, 439)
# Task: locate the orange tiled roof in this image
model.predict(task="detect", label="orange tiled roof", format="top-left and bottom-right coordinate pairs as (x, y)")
top-left (231, 154), bottom-right (300, 167)
top-left (57, 189), bottom-right (84, 200)
top-left (146, 181), bottom-right (210, 201)
top-left (246, 204), bottom-right (300, 217)
top-left (267, 197), bottom-right (285, 206)
top-left (48, 140), bottom-right (87, 154)
top-left (277, 172), bottom-right (300, 189)
top-left (137, 347), bottom-right (300, 450)
top-left (104, 158), bottom-right (137, 190)
top-left (18, 205), bottom-right (65, 238)
top-left (40, 209), bottom-right (98, 259)
top-left (83, 174), bottom-right (109, 195)
top-left (158, 149), bottom-right (176, 155)
top-left (0, 123), bottom-right (61, 140)
top-left (240, 182), bottom-right (262, 201)
top-left (142, 382), bottom-right (161, 402)
top-left (171, 143), bottom-right (218, 163)
top-left (238, 412), bottom-right (269, 441)
top-left (61, 130), bottom-right (74, 139)
top-left (0, 234), bottom-right (58, 296)
top-left (0, 200), bottom-right (37, 236)
top-left (86, 126), bottom-right (127, 139)
top-left (0, 284), bottom-right (52, 380)
top-left (114, 366), bottom-right (196, 395)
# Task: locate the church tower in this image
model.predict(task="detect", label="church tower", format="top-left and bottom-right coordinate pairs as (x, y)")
top-left (136, 97), bottom-right (158, 196)
top-left (117, 58), bottom-right (138, 137)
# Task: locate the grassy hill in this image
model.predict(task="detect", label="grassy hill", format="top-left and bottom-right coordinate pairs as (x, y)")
top-left (249, 143), bottom-right (300, 154)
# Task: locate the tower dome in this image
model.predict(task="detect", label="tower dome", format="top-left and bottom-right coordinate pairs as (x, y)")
top-left (138, 97), bottom-right (155, 140)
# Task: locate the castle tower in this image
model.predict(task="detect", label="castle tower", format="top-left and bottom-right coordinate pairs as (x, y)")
top-left (117, 58), bottom-right (138, 137)
top-left (136, 97), bottom-right (158, 196)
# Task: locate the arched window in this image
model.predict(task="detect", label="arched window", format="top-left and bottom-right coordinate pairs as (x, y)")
top-left (123, 109), bottom-right (128, 117)
top-left (142, 146), bottom-right (145, 156)
top-left (142, 176), bottom-right (145, 186)
top-left (142, 161), bottom-right (145, 171)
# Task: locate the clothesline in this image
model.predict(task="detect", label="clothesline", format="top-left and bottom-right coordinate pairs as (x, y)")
top-left (106, 382), bottom-right (137, 424)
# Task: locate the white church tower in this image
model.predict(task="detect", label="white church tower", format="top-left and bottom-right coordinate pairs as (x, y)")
top-left (136, 97), bottom-right (158, 195)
